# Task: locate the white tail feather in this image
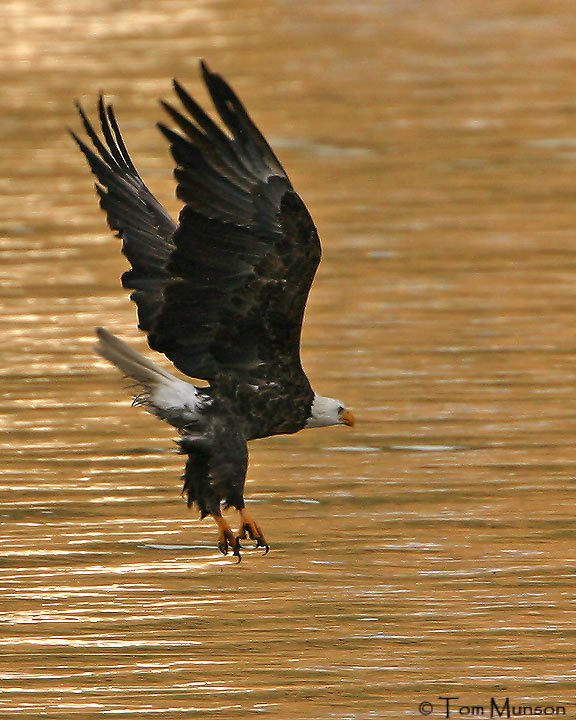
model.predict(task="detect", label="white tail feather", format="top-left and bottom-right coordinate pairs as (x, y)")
top-left (94, 327), bottom-right (201, 426)
top-left (95, 327), bottom-right (174, 386)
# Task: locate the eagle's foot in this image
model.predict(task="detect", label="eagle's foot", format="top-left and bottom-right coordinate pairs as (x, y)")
top-left (237, 509), bottom-right (269, 555)
top-left (212, 513), bottom-right (243, 562)
top-left (218, 532), bottom-right (242, 560)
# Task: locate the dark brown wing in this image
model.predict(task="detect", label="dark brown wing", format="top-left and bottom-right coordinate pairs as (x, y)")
top-left (148, 62), bottom-right (321, 387)
top-left (71, 98), bottom-right (177, 332)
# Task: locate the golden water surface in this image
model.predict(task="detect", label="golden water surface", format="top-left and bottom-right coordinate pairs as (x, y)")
top-left (2, 1), bottom-right (576, 717)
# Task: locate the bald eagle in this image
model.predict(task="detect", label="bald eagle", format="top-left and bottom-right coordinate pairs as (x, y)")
top-left (73, 62), bottom-right (354, 560)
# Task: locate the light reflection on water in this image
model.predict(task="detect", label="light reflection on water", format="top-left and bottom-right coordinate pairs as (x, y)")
top-left (2, 0), bottom-right (576, 717)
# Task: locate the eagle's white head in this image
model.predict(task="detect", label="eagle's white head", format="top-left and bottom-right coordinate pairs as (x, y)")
top-left (305, 394), bottom-right (355, 429)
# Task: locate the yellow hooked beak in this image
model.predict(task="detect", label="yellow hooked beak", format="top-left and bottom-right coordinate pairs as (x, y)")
top-left (339, 409), bottom-right (355, 427)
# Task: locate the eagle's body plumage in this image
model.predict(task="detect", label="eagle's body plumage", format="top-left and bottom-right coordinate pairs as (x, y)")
top-left (74, 62), bottom-right (353, 559)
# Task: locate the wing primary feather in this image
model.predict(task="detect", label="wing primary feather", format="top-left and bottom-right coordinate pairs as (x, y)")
top-left (172, 77), bottom-right (231, 146)
top-left (74, 101), bottom-right (125, 176)
top-left (200, 60), bottom-right (286, 177)
top-left (160, 102), bottom-right (256, 193)
top-left (105, 103), bottom-right (139, 175)
top-left (159, 100), bottom-right (212, 151)
top-left (98, 95), bottom-right (127, 169)
top-left (70, 132), bottom-right (135, 200)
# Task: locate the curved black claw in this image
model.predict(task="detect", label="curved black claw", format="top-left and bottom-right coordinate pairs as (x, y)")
top-left (238, 521), bottom-right (269, 554)
top-left (218, 537), bottom-right (243, 562)
top-left (232, 541), bottom-right (243, 563)
top-left (254, 538), bottom-right (270, 555)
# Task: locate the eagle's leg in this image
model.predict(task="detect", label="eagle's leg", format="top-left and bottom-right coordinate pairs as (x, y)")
top-left (211, 512), bottom-right (242, 560)
top-left (237, 508), bottom-right (269, 554)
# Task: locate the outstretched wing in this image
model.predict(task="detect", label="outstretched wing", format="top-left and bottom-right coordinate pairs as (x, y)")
top-left (74, 63), bottom-right (321, 396)
top-left (148, 62), bottom-right (321, 386)
top-left (71, 99), bottom-right (177, 332)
